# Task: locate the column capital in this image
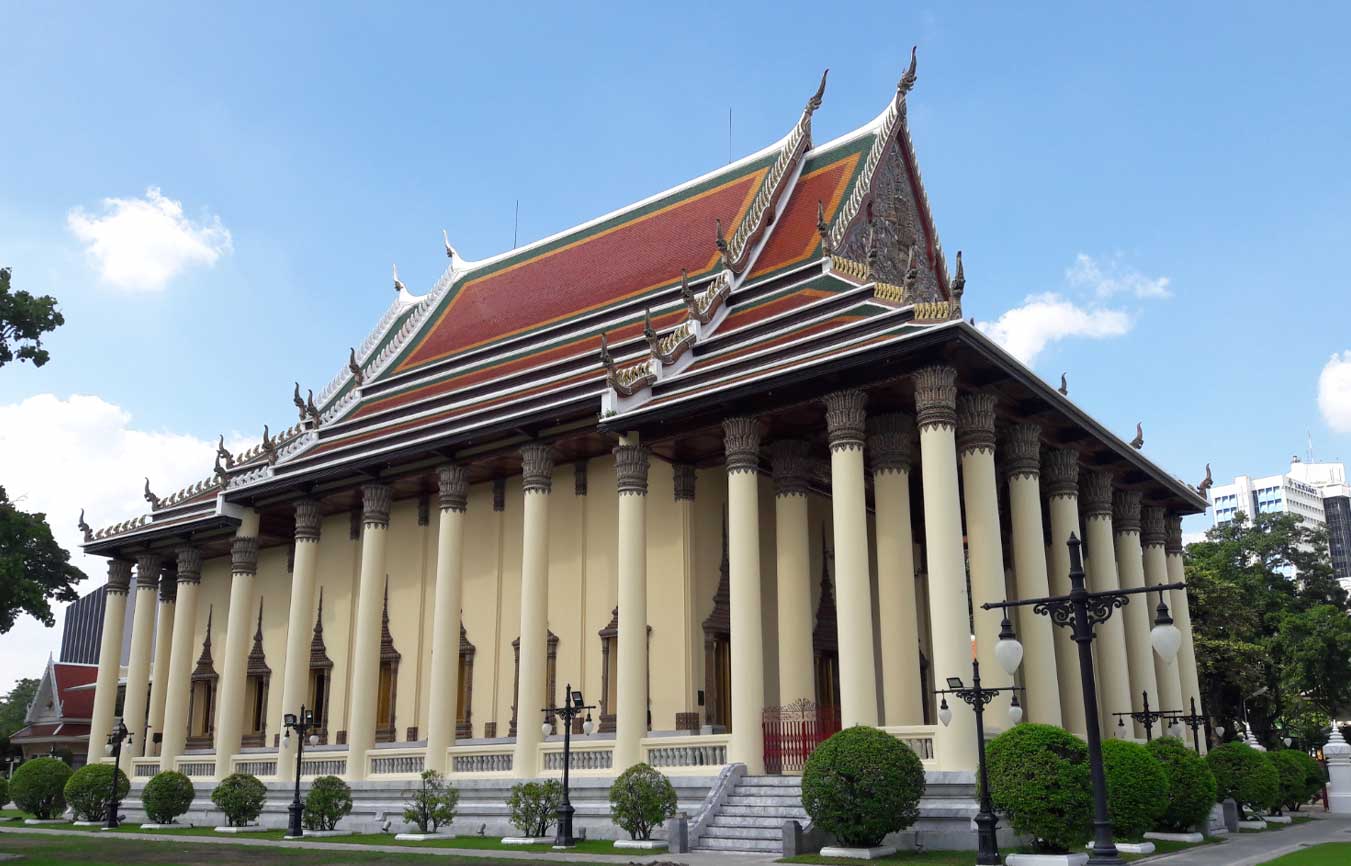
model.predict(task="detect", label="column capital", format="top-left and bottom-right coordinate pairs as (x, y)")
top-left (1112, 489), bottom-right (1142, 533)
top-left (362, 483), bottom-right (392, 527)
top-left (1003, 423), bottom-right (1042, 479)
top-left (913, 365), bottom-right (958, 431)
top-left (520, 443), bottom-right (556, 494)
top-left (769, 440), bottom-right (812, 497)
top-left (107, 559), bottom-right (133, 595)
top-left (294, 498), bottom-right (323, 541)
top-left (1081, 471), bottom-right (1115, 518)
top-left (1142, 505), bottom-right (1167, 547)
top-left (1043, 447), bottom-right (1080, 498)
top-left (136, 554), bottom-right (162, 592)
top-left (158, 566), bottom-right (178, 603)
top-left (231, 536), bottom-right (260, 574)
top-left (823, 389), bottom-right (867, 452)
top-left (673, 464), bottom-right (696, 501)
top-left (1165, 514), bottom-right (1185, 555)
top-left (723, 417), bottom-right (763, 475)
top-left (613, 444), bottom-right (651, 495)
top-left (438, 465), bottom-right (469, 512)
top-left (867, 413), bottom-right (914, 474)
top-left (175, 546), bottom-right (202, 584)
top-left (955, 393), bottom-right (998, 455)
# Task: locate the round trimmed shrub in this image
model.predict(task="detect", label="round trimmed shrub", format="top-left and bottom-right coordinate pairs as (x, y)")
top-left (1294, 750), bottom-right (1326, 805)
top-left (303, 775), bottom-right (352, 831)
top-left (63, 763), bottom-right (130, 822)
top-left (210, 773), bottom-right (267, 827)
top-left (1268, 751), bottom-right (1312, 813)
top-left (608, 763), bottom-right (677, 841)
top-left (142, 771), bottom-right (195, 824)
top-left (1101, 739), bottom-right (1168, 839)
top-left (986, 723), bottom-right (1092, 854)
top-left (10, 756), bottom-right (73, 819)
top-left (1206, 742), bottom-right (1279, 817)
top-left (1147, 737), bottom-right (1218, 832)
top-left (801, 725), bottom-right (926, 848)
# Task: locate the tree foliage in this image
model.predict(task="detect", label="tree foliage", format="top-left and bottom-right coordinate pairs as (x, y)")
top-left (402, 769), bottom-right (459, 834)
top-left (507, 780), bottom-right (561, 838)
top-left (0, 267), bottom-right (64, 369)
top-left (0, 486), bottom-right (85, 633)
top-left (303, 775), bottom-right (352, 831)
top-left (608, 763), bottom-right (678, 841)
top-left (0, 678), bottom-right (39, 758)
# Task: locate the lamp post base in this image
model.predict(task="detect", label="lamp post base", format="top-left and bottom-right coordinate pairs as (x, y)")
top-left (973, 809), bottom-right (1000, 865)
top-left (287, 801), bottom-right (305, 840)
top-left (553, 802), bottom-right (576, 848)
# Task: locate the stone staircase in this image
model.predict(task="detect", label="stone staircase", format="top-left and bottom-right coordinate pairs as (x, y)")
top-left (695, 775), bottom-right (805, 853)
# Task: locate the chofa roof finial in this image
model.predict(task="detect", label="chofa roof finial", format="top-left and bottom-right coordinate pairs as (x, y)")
top-left (598, 332), bottom-right (616, 376)
top-left (348, 347), bottom-right (365, 387)
top-left (392, 263), bottom-right (406, 293)
top-left (292, 382), bottom-right (307, 422)
top-left (805, 68), bottom-right (828, 115)
top-left (950, 250), bottom-right (965, 317)
top-left (1130, 422), bottom-right (1144, 450)
top-left (143, 477), bottom-right (160, 509)
top-left (898, 46), bottom-right (918, 96)
top-left (216, 433), bottom-right (234, 468)
top-left (643, 308), bottom-right (660, 354)
top-left (817, 201), bottom-right (832, 255)
top-left (443, 229), bottom-right (459, 261)
top-left (305, 389), bottom-right (321, 426)
top-left (261, 424), bottom-right (277, 464)
top-left (77, 508), bottom-right (92, 542)
top-left (715, 218), bottom-right (729, 266)
top-left (1198, 463), bottom-right (1213, 493)
top-left (1059, 373), bottom-right (1069, 396)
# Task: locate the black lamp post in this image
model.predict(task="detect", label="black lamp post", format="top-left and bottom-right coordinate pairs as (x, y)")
top-left (982, 533), bottom-right (1185, 866)
top-left (103, 718), bottom-right (132, 829)
top-left (542, 684), bottom-right (594, 848)
top-left (1166, 697), bottom-right (1208, 754)
top-left (282, 706), bottom-right (317, 839)
top-left (1112, 691), bottom-right (1177, 742)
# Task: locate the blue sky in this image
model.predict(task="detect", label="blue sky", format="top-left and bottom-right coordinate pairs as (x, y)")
top-left (2, 2), bottom-right (1350, 687)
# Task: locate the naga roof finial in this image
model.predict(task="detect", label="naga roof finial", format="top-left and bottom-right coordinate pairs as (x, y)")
top-left (216, 433), bottom-right (234, 468)
top-left (213, 451), bottom-right (229, 484)
top-left (898, 46), bottom-right (918, 96)
top-left (392, 263), bottom-right (405, 293)
top-left (950, 250), bottom-right (965, 316)
top-left (817, 201), bottom-right (832, 255)
top-left (805, 68), bottom-right (829, 115)
top-left (1130, 422), bottom-right (1144, 450)
top-left (598, 332), bottom-right (616, 375)
top-left (143, 477), bottom-right (161, 509)
top-left (679, 268), bottom-right (697, 309)
top-left (305, 389), bottom-right (321, 426)
top-left (292, 382), bottom-right (307, 421)
top-left (348, 347), bottom-right (365, 387)
top-left (715, 218), bottom-right (730, 265)
top-left (77, 508), bottom-right (92, 542)
top-left (261, 424), bottom-right (277, 464)
top-left (1198, 463), bottom-right (1213, 493)
top-left (1059, 373), bottom-right (1069, 396)
top-left (643, 308), bottom-right (660, 354)
top-left (443, 229), bottom-right (459, 261)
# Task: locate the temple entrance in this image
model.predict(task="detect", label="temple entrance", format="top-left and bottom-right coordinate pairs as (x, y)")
top-left (762, 699), bottom-right (840, 774)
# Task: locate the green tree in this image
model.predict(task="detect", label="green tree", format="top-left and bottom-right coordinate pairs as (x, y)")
top-left (1273, 604), bottom-right (1351, 719)
top-left (0, 267), bottom-right (64, 369)
top-left (0, 678), bottom-right (39, 759)
top-left (0, 486), bottom-right (85, 633)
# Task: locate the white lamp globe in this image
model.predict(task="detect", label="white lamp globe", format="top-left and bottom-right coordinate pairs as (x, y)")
top-left (1008, 703), bottom-right (1023, 725)
top-left (104, 743), bottom-right (113, 755)
top-left (1150, 621), bottom-right (1183, 662)
top-left (541, 721), bottom-right (552, 738)
top-left (282, 730), bottom-right (291, 745)
top-left (1216, 725), bottom-right (1225, 737)
top-left (583, 719), bottom-right (594, 736)
top-left (1284, 737), bottom-right (1293, 747)
top-left (938, 701), bottom-right (952, 728)
top-left (309, 734), bottom-right (319, 746)
top-left (995, 636), bottom-right (1024, 676)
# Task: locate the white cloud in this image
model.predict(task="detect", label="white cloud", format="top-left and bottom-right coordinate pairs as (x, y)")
top-left (0, 394), bottom-right (247, 693)
top-left (1066, 253), bottom-right (1171, 299)
top-left (1318, 351), bottom-right (1351, 433)
top-left (67, 187), bottom-right (232, 291)
top-left (978, 292), bottom-right (1133, 366)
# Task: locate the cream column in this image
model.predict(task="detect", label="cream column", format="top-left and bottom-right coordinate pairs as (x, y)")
top-left (914, 366), bottom-right (977, 771)
top-left (824, 390), bottom-right (879, 727)
top-left (1143, 507), bottom-right (1184, 720)
top-left (1080, 473), bottom-right (1132, 736)
top-left (1003, 425), bottom-right (1062, 726)
top-left (145, 567), bottom-right (177, 757)
top-left (723, 418), bottom-right (766, 773)
top-left (1113, 490), bottom-right (1158, 738)
top-left (1044, 448), bottom-right (1088, 736)
top-left (869, 414), bottom-right (925, 725)
top-left (346, 485), bottom-right (391, 781)
top-left (614, 439), bottom-right (650, 771)
top-left (158, 547), bottom-right (201, 771)
top-left (956, 394), bottom-right (1011, 720)
top-left (214, 510), bottom-right (260, 773)
top-left (122, 554), bottom-right (162, 758)
top-left (770, 440), bottom-right (815, 706)
top-left (1167, 514), bottom-right (1204, 750)
top-left (513, 444), bottom-right (555, 777)
top-left (277, 499), bottom-right (323, 782)
top-left (674, 465), bottom-right (699, 711)
top-left (424, 468), bottom-right (469, 774)
top-left (87, 560), bottom-right (132, 764)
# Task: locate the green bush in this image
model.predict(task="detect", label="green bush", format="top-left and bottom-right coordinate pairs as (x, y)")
top-left (142, 771), bottom-right (196, 824)
top-left (0, 775), bottom-right (9, 809)
top-left (801, 726), bottom-right (926, 848)
top-left (986, 723), bottom-right (1092, 854)
top-left (608, 763), bottom-right (677, 841)
top-left (1101, 739), bottom-right (1168, 839)
top-left (1206, 742), bottom-right (1279, 817)
top-left (1268, 751), bottom-right (1311, 814)
top-left (10, 757), bottom-right (73, 819)
top-left (1147, 737), bottom-right (1218, 832)
top-left (303, 775), bottom-right (352, 831)
top-left (507, 780), bottom-right (562, 838)
top-left (63, 763), bottom-right (130, 822)
top-left (210, 773), bottom-right (267, 827)
top-left (402, 770), bottom-right (459, 834)
top-left (1293, 750), bottom-right (1326, 806)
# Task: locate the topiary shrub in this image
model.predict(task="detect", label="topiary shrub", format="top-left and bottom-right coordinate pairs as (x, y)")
top-left (142, 771), bottom-right (196, 824)
top-left (402, 769), bottom-right (459, 834)
top-left (986, 723), bottom-right (1092, 854)
top-left (63, 763), bottom-right (130, 822)
top-left (1268, 751), bottom-right (1308, 814)
top-left (1206, 742), bottom-right (1279, 818)
top-left (210, 773), bottom-right (267, 827)
top-left (1101, 739), bottom-right (1168, 839)
top-left (608, 763), bottom-right (677, 841)
top-left (0, 776), bottom-right (9, 809)
top-left (1293, 750), bottom-right (1326, 807)
top-left (10, 757), bottom-right (73, 819)
top-left (801, 725), bottom-right (926, 848)
top-left (1147, 737), bottom-right (1218, 832)
top-left (507, 780), bottom-right (562, 838)
top-left (303, 775), bottom-right (352, 831)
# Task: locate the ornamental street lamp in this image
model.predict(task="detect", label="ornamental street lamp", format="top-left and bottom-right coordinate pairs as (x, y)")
top-left (542, 684), bottom-right (595, 848)
top-left (103, 718), bottom-right (132, 829)
top-left (982, 532), bottom-right (1185, 866)
top-left (282, 706), bottom-right (319, 839)
top-left (1112, 691), bottom-right (1177, 742)
top-left (1166, 697), bottom-right (1209, 754)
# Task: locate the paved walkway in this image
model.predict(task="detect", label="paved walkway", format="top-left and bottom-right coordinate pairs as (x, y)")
top-left (1146, 814), bottom-right (1351, 866)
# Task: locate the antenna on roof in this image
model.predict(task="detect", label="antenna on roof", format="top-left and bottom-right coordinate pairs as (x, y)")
top-left (728, 107), bottom-right (732, 165)
top-left (513, 199), bottom-right (520, 249)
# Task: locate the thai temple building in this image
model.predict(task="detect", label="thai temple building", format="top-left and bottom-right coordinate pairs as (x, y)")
top-left (78, 54), bottom-right (1208, 846)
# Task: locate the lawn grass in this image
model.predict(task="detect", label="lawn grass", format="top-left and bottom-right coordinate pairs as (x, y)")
top-left (1257, 842), bottom-right (1351, 865)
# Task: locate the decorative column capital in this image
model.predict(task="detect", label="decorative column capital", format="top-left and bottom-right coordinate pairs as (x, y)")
top-left (1043, 447), bottom-right (1080, 498)
top-left (135, 554), bottom-right (162, 592)
top-left (955, 393), bottom-right (998, 455)
top-left (769, 440), bottom-right (812, 497)
top-left (913, 365), bottom-right (958, 431)
top-left (158, 567), bottom-right (178, 603)
top-left (1142, 506), bottom-right (1167, 547)
top-left (613, 444), bottom-right (650, 495)
top-left (520, 444), bottom-right (555, 494)
top-left (673, 464), bottom-right (697, 501)
top-left (1112, 490), bottom-right (1142, 533)
top-left (231, 536), bottom-right (259, 574)
top-left (175, 546), bottom-right (202, 584)
top-left (1003, 423), bottom-right (1042, 480)
top-left (107, 559), bottom-right (133, 595)
top-left (362, 483), bottom-right (392, 527)
top-left (823, 389), bottom-right (867, 452)
top-left (294, 498), bottom-right (323, 541)
top-left (1165, 514), bottom-right (1185, 555)
top-left (867, 413), bottom-right (914, 474)
top-left (438, 465), bottom-right (469, 512)
top-left (723, 417), bottom-right (763, 475)
top-left (1081, 471), bottom-right (1115, 518)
